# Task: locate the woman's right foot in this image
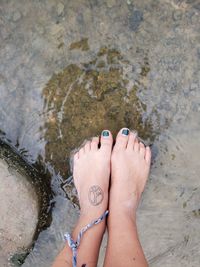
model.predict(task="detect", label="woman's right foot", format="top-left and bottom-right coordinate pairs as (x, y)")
top-left (109, 128), bottom-right (151, 218)
top-left (73, 130), bottom-right (113, 219)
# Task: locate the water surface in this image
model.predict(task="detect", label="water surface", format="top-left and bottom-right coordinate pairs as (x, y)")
top-left (0, 0), bottom-right (200, 266)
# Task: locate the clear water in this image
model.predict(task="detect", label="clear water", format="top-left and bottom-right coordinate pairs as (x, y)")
top-left (0, 0), bottom-right (200, 266)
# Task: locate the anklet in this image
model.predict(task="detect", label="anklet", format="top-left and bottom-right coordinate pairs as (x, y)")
top-left (64, 210), bottom-right (109, 267)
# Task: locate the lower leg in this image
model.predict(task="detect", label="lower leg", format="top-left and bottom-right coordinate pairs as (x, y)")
top-left (104, 128), bottom-right (151, 267)
top-left (52, 131), bottom-right (113, 267)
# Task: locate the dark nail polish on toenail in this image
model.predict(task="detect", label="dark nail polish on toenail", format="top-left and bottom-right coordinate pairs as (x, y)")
top-left (102, 130), bottom-right (109, 137)
top-left (122, 129), bottom-right (129, 136)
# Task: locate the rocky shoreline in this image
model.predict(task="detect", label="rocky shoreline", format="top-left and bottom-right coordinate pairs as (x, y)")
top-left (0, 139), bottom-right (52, 266)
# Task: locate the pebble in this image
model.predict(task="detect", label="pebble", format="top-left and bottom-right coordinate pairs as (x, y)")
top-left (57, 2), bottom-right (65, 16)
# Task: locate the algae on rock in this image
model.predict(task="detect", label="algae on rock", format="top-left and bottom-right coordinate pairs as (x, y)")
top-left (42, 47), bottom-right (159, 201)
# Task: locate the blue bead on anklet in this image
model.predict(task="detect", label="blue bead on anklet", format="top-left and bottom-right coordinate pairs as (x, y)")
top-left (64, 210), bottom-right (109, 267)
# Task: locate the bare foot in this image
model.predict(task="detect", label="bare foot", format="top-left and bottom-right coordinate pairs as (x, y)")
top-left (110, 128), bottom-right (151, 217)
top-left (73, 130), bottom-right (113, 219)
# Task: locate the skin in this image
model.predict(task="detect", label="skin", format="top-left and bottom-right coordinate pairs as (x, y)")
top-left (104, 129), bottom-right (151, 267)
top-left (52, 128), bottom-right (151, 267)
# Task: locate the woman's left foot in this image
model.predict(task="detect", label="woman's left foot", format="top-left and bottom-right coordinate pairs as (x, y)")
top-left (73, 130), bottom-right (113, 218)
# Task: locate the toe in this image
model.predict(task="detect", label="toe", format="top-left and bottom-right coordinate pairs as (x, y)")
top-left (100, 130), bottom-right (113, 152)
top-left (139, 142), bottom-right (145, 158)
top-left (84, 140), bottom-right (91, 153)
top-left (78, 147), bottom-right (85, 157)
top-left (127, 131), bottom-right (137, 150)
top-left (145, 146), bottom-right (151, 164)
top-left (91, 136), bottom-right (99, 151)
top-left (114, 128), bottom-right (130, 150)
top-left (74, 152), bottom-right (79, 161)
top-left (133, 137), bottom-right (139, 152)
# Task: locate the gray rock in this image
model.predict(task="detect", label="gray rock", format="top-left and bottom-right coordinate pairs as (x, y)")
top-left (1, 0), bottom-right (200, 266)
top-left (0, 140), bottom-right (51, 266)
top-left (0, 157), bottom-right (38, 266)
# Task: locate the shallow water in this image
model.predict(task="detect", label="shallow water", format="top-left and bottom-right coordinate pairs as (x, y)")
top-left (0, 0), bottom-right (200, 266)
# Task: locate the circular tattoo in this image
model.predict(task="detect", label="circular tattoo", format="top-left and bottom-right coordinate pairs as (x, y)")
top-left (88, 185), bottom-right (104, 206)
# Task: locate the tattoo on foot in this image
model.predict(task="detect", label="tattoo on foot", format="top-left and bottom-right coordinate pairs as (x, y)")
top-left (88, 185), bottom-right (104, 206)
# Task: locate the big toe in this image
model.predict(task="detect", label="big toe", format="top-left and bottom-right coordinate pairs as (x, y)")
top-left (114, 128), bottom-right (130, 150)
top-left (100, 130), bottom-right (113, 153)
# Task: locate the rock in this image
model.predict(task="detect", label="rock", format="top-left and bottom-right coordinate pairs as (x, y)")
top-left (0, 160), bottom-right (38, 266)
top-left (57, 2), bottom-right (65, 16)
top-left (42, 47), bottom-right (157, 198)
top-left (0, 140), bottom-right (51, 266)
top-left (22, 196), bottom-right (79, 266)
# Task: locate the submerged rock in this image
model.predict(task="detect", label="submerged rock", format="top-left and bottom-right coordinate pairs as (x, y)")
top-left (42, 46), bottom-right (160, 203)
top-left (0, 140), bottom-right (52, 266)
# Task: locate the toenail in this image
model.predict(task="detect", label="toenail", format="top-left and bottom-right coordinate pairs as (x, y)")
top-left (122, 128), bottom-right (129, 136)
top-left (102, 130), bottom-right (109, 137)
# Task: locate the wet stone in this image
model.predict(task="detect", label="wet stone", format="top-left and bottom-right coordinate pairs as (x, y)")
top-left (0, 155), bottom-right (38, 266)
top-left (0, 140), bottom-right (51, 266)
top-left (42, 46), bottom-right (160, 203)
top-left (1, 0), bottom-right (200, 266)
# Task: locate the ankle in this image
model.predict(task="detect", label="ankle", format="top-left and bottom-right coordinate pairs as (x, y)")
top-left (80, 205), bottom-right (108, 219)
top-left (73, 211), bottom-right (107, 241)
top-left (109, 188), bottom-right (140, 213)
top-left (79, 193), bottom-right (109, 220)
top-left (107, 206), bottom-right (137, 228)
top-left (107, 213), bottom-right (137, 233)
